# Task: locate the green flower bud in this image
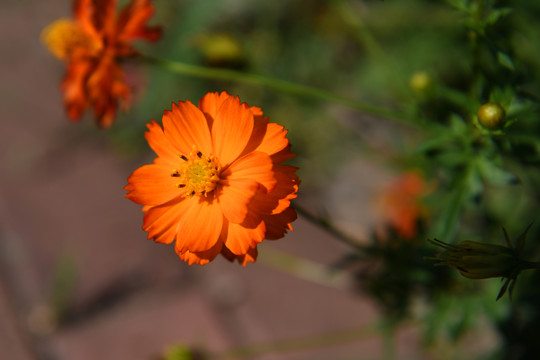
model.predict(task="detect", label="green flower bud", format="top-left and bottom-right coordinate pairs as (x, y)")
top-left (477, 102), bottom-right (505, 129)
top-left (428, 224), bottom-right (539, 300)
top-left (428, 239), bottom-right (518, 280)
top-left (409, 71), bottom-right (431, 93)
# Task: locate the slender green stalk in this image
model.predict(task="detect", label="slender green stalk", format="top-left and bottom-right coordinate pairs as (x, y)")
top-left (258, 247), bottom-right (354, 290)
top-left (294, 204), bottom-right (366, 251)
top-left (381, 323), bottom-right (396, 360)
top-left (520, 260), bottom-right (540, 271)
top-left (140, 54), bottom-right (414, 124)
top-left (213, 324), bottom-right (380, 360)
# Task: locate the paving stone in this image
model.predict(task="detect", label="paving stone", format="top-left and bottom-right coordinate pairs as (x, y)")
top-left (0, 279), bottom-right (37, 360)
top-left (51, 290), bottom-right (231, 360)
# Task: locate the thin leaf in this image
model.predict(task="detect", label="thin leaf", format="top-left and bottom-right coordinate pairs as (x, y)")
top-left (477, 159), bottom-right (519, 186)
top-left (515, 223), bottom-right (533, 255)
top-left (497, 51), bottom-right (515, 71)
top-left (508, 278), bottom-right (517, 300)
top-left (485, 8), bottom-right (513, 26)
top-left (496, 278), bottom-right (511, 301)
top-left (502, 227), bottom-right (513, 248)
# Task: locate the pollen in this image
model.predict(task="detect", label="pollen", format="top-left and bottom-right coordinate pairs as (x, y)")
top-left (41, 19), bottom-right (100, 59)
top-left (172, 147), bottom-right (221, 197)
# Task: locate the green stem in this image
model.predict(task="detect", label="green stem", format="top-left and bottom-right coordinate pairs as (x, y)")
top-left (381, 323), bottom-right (396, 360)
top-left (213, 324), bottom-right (380, 360)
top-left (258, 247), bottom-right (354, 290)
top-left (294, 203), bottom-right (366, 251)
top-left (520, 260), bottom-right (540, 271)
top-left (140, 54), bottom-right (414, 124)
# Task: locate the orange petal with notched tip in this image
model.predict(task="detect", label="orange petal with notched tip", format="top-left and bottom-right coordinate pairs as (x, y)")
top-left (211, 96), bottom-right (254, 166)
top-left (223, 218), bottom-right (266, 255)
top-left (125, 163), bottom-right (184, 205)
top-left (176, 240), bottom-right (223, 266)
top-left (175, 195), bottom-right (223, 253)
top-left (198, 91), bottom-right (231, 120)
top-left (162, 101), bottom-right (213, 156)
top-left (261, 207), bottom-right (297, 240)
top-left (144, 120), bottom-right (181, 163)
top-left (142, 196), bottom-right (185, 244)
top-left (218, 178), bottom-right (259, 224)
top-left (222, 151), bottom-right (276, 192)
top-left (221, 245), bottom-right (258, 266)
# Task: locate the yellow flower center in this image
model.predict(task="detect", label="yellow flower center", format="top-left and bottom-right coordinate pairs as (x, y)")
top-left (41, 19), bottom-right (100, 59)
top-left (172, 148), bottom-right (221, 197)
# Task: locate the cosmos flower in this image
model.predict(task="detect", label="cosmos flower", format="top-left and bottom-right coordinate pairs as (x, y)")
top-left (375, 171), bottom-right (429, 240)
top-left (41, 0), bottom-right (161, 128)
top-left (125, 92), bottom-right (299, 265)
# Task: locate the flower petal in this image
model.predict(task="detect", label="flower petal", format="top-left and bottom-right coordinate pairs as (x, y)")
top-left (221, 245), bottom-right (258, 266)
top-left (198, 91), bottom-right (231, 120)
top-left (125, 163), bottom-right (184, 205)
top-left (217, 178), bottom-right (259, 224)
top-left (175, 195), bottom-right (224, 253)
top-left (162, 100), bottom-right (213, 156)
top-left (62, 56), bottom-right (94, 121)
top-left (271, 144), bottom-right (296, 164)
top-left (222, 151), bottom-right (276, 192)
top-left (142, 196), bottom-right (186, 244)
top-left (144, 120), bottom-right (179, 163)
top-left (117, 0), bottom-right (162, 44)
top-left (223, 219), bottom-right (266, 255)
top-left (176, 240), bottom-right (223, 266)
top-left (86, 55), bottom-right (130, 128)
top-left (261, 207), bottom-right (297, 240)
top-left (253, 123), bottom-right (290, 157)
top-left (250, 165), bottom-right (299, 215)
top-left (211, 96), bottom-right (254, 166)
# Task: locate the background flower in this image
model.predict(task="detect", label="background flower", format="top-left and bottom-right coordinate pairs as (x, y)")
top-left (374, 171), bottom-right (430, 241)
top-left (41, 0), bottom-right (161, 128)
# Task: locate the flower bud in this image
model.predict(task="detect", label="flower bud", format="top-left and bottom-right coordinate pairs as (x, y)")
top-left (409, 71), bottom-right (431, 93)
top-left (428, 239), bottom-right (518, 279)
top-left (477, 102), bottom-right (505, 129)
top-left (428, 224), bottom-right (537, 300)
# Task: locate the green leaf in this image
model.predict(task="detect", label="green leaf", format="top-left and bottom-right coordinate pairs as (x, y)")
top-left (489, 87), bottom-right (514, 109)
top-left (477, 158), bottom-right (519, 185)
top-left (449, 113), bottom-right (468, 134)
top-left (497, 51), bottom-right (515, 71)
top-left (445, 0), bottom-right (469, 11)
top-left (496, 278), bottom-right (511, 301)
top-left (515, 223), bottom-right (533, 255)
top-left (485, 7), bottom-right (513, 26)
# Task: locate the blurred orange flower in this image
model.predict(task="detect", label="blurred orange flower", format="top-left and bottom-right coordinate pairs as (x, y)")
top-left (376, 171), bottom-right (430, 240)
top-left (125, 92), bottom-right (299, 265)
top-left (41, 0), bottom-right (161, 128)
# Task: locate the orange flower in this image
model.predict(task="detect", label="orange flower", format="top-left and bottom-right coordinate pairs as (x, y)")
top-left (125, 92), bottom-right (300, 266)
top-left (376, 171), bottom-right (429, 240)
top-left (41, 0), bottom-right (161, 128)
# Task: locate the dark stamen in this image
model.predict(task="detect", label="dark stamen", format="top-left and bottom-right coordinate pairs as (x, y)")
top-left (179, 184), bottom-right (186, 188)
top-left (180, 155), bottom-right (187, 161)
top-left (196, 151), bottom-right (202, 158)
